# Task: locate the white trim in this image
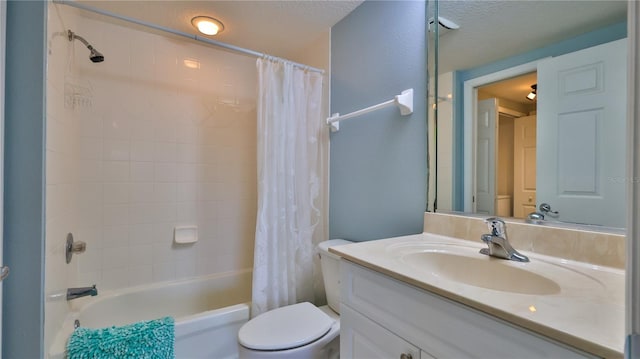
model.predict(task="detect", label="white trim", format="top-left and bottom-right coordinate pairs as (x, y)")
top-left (627, 1), bottom-right (640, 356)
top-left (0, 0), bottom-right (6, 355)
top-left (462, 60), bottom-right (541, 212)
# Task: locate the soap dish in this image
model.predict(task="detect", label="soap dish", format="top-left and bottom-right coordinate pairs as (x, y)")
top-left (174, 225), bottom-right (198, 244)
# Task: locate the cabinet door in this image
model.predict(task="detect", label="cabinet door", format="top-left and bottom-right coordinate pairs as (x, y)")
top-left (341, 304), bottom-right (420, 359)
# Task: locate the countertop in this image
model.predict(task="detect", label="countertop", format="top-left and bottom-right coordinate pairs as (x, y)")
top-left (330, 233), bottom-right (625, 358)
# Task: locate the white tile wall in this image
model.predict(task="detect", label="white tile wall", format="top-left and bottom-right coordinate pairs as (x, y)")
top-left (72, 12), bottom-right (258, 291)
top-left (45, 3), bottom-right (81, 352)
top-left (45, 3), bottom-right (259, 354)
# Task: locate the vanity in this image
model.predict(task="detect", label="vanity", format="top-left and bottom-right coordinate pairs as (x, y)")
top-left (330, 216), bottom-right (625, 359)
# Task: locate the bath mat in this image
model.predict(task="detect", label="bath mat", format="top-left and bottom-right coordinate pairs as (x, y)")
top-left (67, 316), bottom-right (175, 359)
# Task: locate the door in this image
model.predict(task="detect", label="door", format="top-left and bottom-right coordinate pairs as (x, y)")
top-left (475, 98), bottom-right (498, 215)
top-left (537, 39), bottom-right (626, 228)
top-left (513, 115), bottom-right (537, 218)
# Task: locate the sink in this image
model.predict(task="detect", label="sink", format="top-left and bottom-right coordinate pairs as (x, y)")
top-left (330, 233), bottom-right (625, 358)
top-left (383, 239), bottom-right (605, 296)
top-left (400, 250), bottom-right (562, 295)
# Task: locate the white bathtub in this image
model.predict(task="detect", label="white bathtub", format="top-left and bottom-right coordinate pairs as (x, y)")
top-left (49, 269), bottom-right (252, 359)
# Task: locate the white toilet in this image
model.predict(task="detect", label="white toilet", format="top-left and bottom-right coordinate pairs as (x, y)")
top-left (238, 239), bottom-right (351, 359)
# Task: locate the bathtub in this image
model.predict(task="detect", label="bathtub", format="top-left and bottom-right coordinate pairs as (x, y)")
top-left (49, 269), bottom-right (252, 359)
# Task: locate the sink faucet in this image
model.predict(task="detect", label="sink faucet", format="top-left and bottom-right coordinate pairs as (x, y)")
top-left (67, 285), bottom-right (98, 301)
top-left (480, 217), bottom-right (529, 262)
top-left (525, 212), bottom-right (545, 224)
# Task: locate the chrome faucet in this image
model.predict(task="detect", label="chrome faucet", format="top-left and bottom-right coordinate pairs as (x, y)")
top-left (67, 285), bottom-right (98, 301)
top-left (480, 217), bottom-right (529, 262)
top-left (526, 203), bottom-right (560, 225)
top-left (525, 211), bottom-right (545, 224)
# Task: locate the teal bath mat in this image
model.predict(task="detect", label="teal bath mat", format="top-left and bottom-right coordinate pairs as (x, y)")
top-left (67, 316), bottom-right (175, 359)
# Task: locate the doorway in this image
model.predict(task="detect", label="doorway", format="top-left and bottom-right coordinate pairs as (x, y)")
top-left (474, 73), bottom-right (537, 219)
top-left (462, 60), bottom-right (540, 214)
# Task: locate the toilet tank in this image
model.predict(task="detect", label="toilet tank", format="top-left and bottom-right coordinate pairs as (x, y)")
top-left (317, 239), bottom-right (352, 314)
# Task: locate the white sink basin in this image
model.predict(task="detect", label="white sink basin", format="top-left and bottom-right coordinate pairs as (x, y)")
top-left (385, 241), bottom-right (605, 296)
top-left (400, 250), bottom-right (561, 295)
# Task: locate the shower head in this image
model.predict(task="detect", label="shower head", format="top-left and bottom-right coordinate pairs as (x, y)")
top-left (87, 46), bottom-right (104, 63)
top-left (68, 30), bottom-right (104, 63)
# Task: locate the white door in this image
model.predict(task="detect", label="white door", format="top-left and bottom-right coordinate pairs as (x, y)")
top-left (475, 98), bottom-right (498, 215)
top-left (513, 115), bottom-right (537, 218)
top-left (537, 39), bottom-right (626, 228)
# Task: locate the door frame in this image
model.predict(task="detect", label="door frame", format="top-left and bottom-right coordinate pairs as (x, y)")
top-left (462, 60), bottom-right (541, 212)
top-left (0, 0), bottom-right (5, 354)
top-left (626, 1), bottom-right (639, 356)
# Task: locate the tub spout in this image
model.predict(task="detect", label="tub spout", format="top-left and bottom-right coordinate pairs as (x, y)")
top-left (67, 285), bottom-right (98, 300)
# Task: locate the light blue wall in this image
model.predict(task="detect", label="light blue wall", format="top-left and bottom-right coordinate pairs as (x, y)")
top-left (3, 1), bottom-right (47, 357)
top-left (330, 1), bottom-right (428, 241)
top-left (452, 21), bottom-right (627, 210)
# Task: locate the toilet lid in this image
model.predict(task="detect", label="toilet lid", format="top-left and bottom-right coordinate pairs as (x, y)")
top-left (238, 302), bottom-right (335, 351)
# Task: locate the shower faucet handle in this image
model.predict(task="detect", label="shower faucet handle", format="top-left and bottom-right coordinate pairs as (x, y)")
top-left (65, 233), bottom-right (87, 264)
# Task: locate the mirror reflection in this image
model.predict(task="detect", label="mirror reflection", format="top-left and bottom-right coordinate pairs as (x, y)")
top-left (431, 1), bottom-right (627, 229)
top-left (475, 72), bottom-right (537, 219)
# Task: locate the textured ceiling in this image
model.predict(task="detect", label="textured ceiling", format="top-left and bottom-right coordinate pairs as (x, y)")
top-left (436, 0), bottom-right (627, 73)
top-left (76, 0), bottom-right (363, 59)
top-left (72, 1), bottom-right (626, 73)
top-left (437, 1), bottom-right (625, 111)
top-left (478, 72), bottom-right (537, 105)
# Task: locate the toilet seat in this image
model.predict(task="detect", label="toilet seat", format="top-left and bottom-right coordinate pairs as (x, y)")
top-left (238, 302), bottom-right (334, 351)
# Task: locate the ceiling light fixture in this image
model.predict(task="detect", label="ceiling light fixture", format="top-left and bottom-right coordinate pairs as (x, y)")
top-left (183, 58), bottom-right (201, 69)
top-left (526, 84), bottom-right (537, 101)
top-left (191, 16), bottom-right (225, 36)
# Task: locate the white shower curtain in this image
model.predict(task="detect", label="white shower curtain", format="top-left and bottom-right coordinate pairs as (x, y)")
top-left (252, 58), bottom-right (326, 317)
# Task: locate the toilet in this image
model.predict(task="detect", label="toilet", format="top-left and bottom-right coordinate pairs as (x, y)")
top-left (237, 239), bottom-right (351, 359)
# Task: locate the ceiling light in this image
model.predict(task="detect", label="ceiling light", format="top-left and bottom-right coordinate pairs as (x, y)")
top-left (191, 16), bottom-right (224, 36)
top-left (183, 58), bottom-right (200, 69)
top-left (526, 84), bottom-right (537, 101)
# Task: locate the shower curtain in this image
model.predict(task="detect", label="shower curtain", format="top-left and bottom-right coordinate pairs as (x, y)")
top-left (252, 57), bottom-right (325, 317)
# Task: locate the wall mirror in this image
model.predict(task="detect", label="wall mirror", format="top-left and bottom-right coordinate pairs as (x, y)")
top-left (430, 0), bottom-right (627, 230)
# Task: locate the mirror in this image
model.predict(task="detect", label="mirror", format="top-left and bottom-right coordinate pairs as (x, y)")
top-left (430, 1), bottom-right (628, 229)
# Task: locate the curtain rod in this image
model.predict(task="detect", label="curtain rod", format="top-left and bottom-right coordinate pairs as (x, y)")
top-left (53, 0), bottom-right (325, 74)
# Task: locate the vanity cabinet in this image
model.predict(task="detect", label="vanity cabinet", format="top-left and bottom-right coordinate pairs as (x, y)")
top-left (341, 305), bottom-right (424, 359)
top-left (339, 260), bottom-right (598, 359)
